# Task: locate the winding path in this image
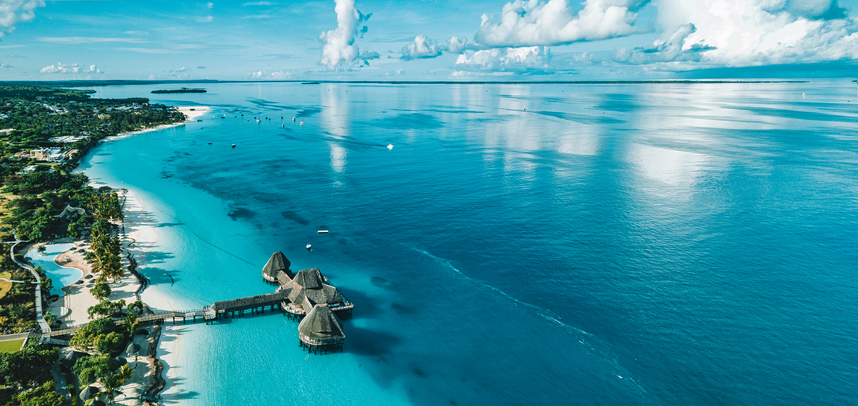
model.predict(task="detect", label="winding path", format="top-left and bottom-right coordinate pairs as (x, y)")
top-left (8, 233), bottom-right (51, 335)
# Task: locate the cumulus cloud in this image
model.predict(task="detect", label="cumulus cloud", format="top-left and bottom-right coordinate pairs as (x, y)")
top-left (400, 35), bottom-right (443, 60)
top-left (475, 0), bottom-right (650, 47)
top-left (397, 35), bottom-right (475, 61)
top-left (455, 46), bottom-right (551, 73)
top-left (447, 36), bottom-right (470, 53)
top-left (250, 70), bottom-right (292, 79)
top-left (319, 0), bottom-right (374, 70)
top-left (613, 23), bottom-right (715, 64)
top-left (0, 62), bottom-right (12, 69)
top-left (175, 66), bottom-right (189, 72)
top-left (40, 63), bottom-right (103, 74)
top-left (654, 0), bottom-right (858, 67)
top-left (0, 0), bottom-right (45, 37)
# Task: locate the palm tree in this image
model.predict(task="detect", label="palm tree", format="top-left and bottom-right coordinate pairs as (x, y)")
top-left (123, 313), bottom-right (139, 337)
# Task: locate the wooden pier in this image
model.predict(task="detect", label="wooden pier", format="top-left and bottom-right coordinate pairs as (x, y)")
top-left (47, 253), bottom-right (354, 355)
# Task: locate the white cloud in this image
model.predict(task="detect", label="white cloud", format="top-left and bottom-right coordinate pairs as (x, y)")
top-left (197, 16), bottom-right (214, 23)
top-left (447, 36), bottom-right (470, 53)
top-left (0, 0), bottom-right (45, 37)
top-left (475, 0), bottom-right (649, 47)
top-left (0, 62), bottom-right (12, 69)
top-left (654, 0), bottom-right (858, 66)
top-left (243, 1), bottom-right (274, 5)
top-left (400, 35), bottom-right (443, 60)
top-left (250, 70), bottom-right (292, 79)
top-left (455, 46), bottom-right (551, 72)
top-left (175, 66), bottom-right (189, 72)
top-left (206, 2), bottom-right (214, 9)
top-left (613, 23), bottom-right (715, 64)
top-left (40, 63), bottom-right (103, 74)
top-left (319, 0), bottom-right (373, 70)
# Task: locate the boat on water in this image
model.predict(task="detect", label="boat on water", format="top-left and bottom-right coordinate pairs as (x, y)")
top-left (318, 230), bottom-right (329, 234)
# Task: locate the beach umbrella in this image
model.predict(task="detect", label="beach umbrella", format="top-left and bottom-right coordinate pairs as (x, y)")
top-left (113, 356), bottom-right (127, 367)
top-left (79, 386), bottom-right (99, 402)
top-left (126, 343), bottom-right (141, 357)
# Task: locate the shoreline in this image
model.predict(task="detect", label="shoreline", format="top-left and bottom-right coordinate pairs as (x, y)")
top-left (101, 106), bottom-right (211, 143)
top-left (51, 107), bottom-right (209, 404)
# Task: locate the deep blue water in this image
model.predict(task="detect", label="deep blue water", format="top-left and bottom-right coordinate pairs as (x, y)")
top-left (79, 81), bottom-right (858, 405)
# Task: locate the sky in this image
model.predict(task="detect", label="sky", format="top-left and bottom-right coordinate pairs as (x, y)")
top-left (0, 0), bottom-right (857, 81)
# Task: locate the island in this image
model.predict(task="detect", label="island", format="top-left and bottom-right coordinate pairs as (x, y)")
top-left (150, 87), bottom-right (207, 94)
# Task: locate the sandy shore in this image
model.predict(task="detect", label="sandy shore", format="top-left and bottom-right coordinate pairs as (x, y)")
top-left (51, 114), bottom-right (204, 403)
top-left (103, 106), bottom-right (211, 143)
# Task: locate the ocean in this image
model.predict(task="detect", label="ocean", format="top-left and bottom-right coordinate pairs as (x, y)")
top-left (77, 81), bottom-right (858, 405)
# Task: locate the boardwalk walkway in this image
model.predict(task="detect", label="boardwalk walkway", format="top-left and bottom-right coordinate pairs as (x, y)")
top-left (7, 234), bottom-right (50, 335)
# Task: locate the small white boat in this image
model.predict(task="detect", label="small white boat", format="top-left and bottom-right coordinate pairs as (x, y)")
top-left (292, 117), bottom-right (296, 122)
top-left (318, 230), bottom-right (329, 234)
top-left (306, 244), bottom-right (312, 250)
top-left (300, 121), bottom-right (304, 126)
top-left (387, 144), bottom-right (394, 150)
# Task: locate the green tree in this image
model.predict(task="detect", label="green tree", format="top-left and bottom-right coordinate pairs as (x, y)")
top-left (0, 344), bottom-right (57, 388)
top-left (73, 354), bottom-right (114, 385)
top-left (126, 300), bottom-right (144, 314)
top-left (86, 299), bottom-right (125, 320)
top-left (4, 380), bottom-right (65, 406)
top-left (89, 283), bottom-right (111, 301)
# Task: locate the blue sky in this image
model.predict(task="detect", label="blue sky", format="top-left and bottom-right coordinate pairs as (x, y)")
top-left (0, 0), bottom-right (857, 80)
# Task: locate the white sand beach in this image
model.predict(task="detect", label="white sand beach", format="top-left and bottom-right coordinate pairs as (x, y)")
top-left (103, 106), bottom-right (211, 143)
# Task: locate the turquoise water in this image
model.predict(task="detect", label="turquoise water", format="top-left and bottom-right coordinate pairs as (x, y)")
top-left (79, 81), bottom-right (858, 405)
top-left (25, 243), bottom-right (79, 296)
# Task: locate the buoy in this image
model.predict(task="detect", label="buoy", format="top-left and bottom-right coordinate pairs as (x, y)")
top-left (300, 121), bottom-right (304, 126)
top-left (387, 144), bottom-right (394, 150)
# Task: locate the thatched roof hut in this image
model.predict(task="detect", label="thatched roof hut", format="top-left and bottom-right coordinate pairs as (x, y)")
top-left (80, 386), bottom-right (99, 402)
top-left (298, 304), bottom-right (345, 348)
top-left (262, 251), bottom-right (291, 282)
top-left (281, 268), bottom-right (346, 315)
top-left (291, 268), bottom-right (324, 289)
top-left (59, 350), bottom-right (86, 369)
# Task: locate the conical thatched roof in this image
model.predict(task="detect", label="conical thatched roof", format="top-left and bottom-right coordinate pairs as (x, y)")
top-left (291, 268), bottom-right (324, 289)
top-left (287, 282), bottom-right (342, 307)
top-left (80, 386), bottom-right (99, 401)
top-left (126, 343), bottom-right (141, 357)
top-left (262, 251), bottom-right (291, 280)
top-left (60, 350), bottom-right (86, 368)
top-left (298, 304), bottom-right (345, 342)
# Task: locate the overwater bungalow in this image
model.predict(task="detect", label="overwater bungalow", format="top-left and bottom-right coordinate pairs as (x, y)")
top-left (279, 268), bottom-right (353, 317)
top-left (298, 304), bottom-right (345, 353)
top-left (262, 251), bottom-right (292, 283)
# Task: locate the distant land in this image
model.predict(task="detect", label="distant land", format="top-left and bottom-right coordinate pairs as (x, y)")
top-left (151, 87), bottom-right (207, 94)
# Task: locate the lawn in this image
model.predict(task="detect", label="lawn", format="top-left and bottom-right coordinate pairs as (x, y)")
top-left (0, 271), bottom-right (12, 300)
top-left (0, 339), bottom-right (24, 353)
